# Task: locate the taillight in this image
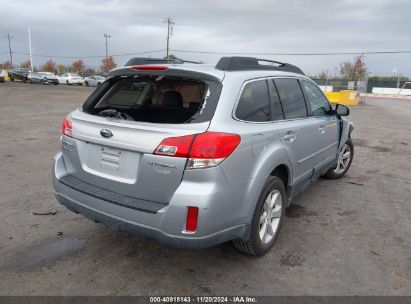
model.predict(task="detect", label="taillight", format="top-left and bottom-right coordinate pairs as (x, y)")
top-left (154, 134), bottom-right (195, 157)
top-left (131, 65), bottom-right (168, 71)
top-left (61, 116), bottom-right (72, 137)
top-left (153, 132), bottom-right (241, 169)
top-left (185, 206), bottom-right (199, 232)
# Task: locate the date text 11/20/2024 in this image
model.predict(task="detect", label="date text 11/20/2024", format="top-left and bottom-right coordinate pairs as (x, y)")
top-left (149, 296), bottom-right (258, 303)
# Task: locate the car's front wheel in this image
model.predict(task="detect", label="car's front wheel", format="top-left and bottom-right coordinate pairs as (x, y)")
top-left (233, 176), bottom-right (285, 256)
top-left (325, 138), bottom-right (354, 179)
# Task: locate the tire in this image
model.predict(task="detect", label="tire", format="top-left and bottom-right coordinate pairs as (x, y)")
top-left (40, 80), bottom-right (45, 85)
top-left (66, 80), bottom-right (70, 85)
top-left (233, 176), bottom-right (286, 256)
top-left (29, 79), bottom-right (33, 84)
top-left (97, 82), bottom-right (101, 87)
top-left (85, 81), bottom-right (89, 86)
top-left (10, 77), bottom-right (14, 82)
top-left (325, 138), bottom-right (354, 179)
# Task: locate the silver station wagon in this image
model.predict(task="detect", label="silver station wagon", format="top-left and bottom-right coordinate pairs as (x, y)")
top-left (53, 57), bottom-right (354, 256)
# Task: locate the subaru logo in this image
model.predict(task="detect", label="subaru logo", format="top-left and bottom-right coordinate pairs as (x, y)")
top-left (100, 129), bottom-right (113, 138)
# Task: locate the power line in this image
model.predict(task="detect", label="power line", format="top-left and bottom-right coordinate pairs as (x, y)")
top-left (171, 49), bottom-right (411, 56)
top-left (3, 48), bottom-right (411, 61)
top-left (10, 49), bottom-right (165, 59)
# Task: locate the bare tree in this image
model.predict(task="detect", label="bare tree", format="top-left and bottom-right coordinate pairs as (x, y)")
top-left (100, 56), bottom-right (117, 73)
top-left (42, 59), bottom-right (56, 73)
top-left (0, 60), bottom-right (12, 70)
top-left (340, 56), bottom-right (366, 80)
top-left (20, 59), bottom-right (31, 69)
top-left (71, 59), bottom-right (85, 74)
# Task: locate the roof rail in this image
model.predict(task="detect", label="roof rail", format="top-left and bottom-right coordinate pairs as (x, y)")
top-left (215, 56), bottom-right (305, 75)
top-left (124, 57), bottom-right (203, 66)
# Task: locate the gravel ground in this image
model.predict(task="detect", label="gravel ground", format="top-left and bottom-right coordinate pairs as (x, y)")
top-left (0, 82), bottom-right (410, 295)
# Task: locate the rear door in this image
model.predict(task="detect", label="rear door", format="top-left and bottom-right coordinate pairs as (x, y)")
top-left (61, 74), bottom-right (217, 204)
top-left (272, 78), bottom-right (318, 190)
top-left (300, 80), bottom-right (339, 173)
top-left (62, 112), bottom-right (209, 204)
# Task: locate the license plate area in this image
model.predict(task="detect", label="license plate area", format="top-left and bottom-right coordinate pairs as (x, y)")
top-left (100, 146), bottom-right (122, 172)
top-left (82, 142), bottom-right (140, 184)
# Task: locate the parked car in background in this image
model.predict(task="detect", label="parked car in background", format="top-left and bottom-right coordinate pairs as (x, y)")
top-left (8, 68), bottom-right (32, 82)
top-left (53, 56), bottom-right (354, 256)
top-left (29, 72), bottom-right (59, 85)
top-left (84, 75), bottom-right (106, 87)
top-left (58, 73), bottom-right (84, 85)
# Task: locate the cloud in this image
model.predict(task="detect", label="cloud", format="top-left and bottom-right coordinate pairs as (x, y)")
top-left (1, 0), bottom-right (410, 76)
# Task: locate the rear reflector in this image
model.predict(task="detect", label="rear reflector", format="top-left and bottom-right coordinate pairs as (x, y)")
top-left (153, 132), bottom-right (241, 169)
top-left (186, 206), bottom-right (199, 232)
top-left (131, 65), bottom-right (168, 71)
top-left (61, 116), bottom-right (72, 137)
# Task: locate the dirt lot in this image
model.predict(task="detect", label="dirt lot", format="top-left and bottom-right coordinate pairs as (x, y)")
top-left (0, 82), bottom-right (410, 296)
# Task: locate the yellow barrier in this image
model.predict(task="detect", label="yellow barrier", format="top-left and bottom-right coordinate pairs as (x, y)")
top-left (324, 92), bottom-right (340, 103)
top-left (325, 90), bottom-right (359, 105)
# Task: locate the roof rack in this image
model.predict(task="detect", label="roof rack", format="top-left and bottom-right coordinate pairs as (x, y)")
top-left (215, 56), bottom-right (305, 75)
top-left (124, 57), bottom-right (203, 66)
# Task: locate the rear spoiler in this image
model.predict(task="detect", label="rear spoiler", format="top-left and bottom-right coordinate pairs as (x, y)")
top-left (108, 66), bottom-right (222, 82)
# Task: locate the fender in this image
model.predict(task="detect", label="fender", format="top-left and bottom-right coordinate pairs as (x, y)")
top-left (339, 118), bottom-right (354, 150)
top-left (241, 141), bottom-right (293, 226)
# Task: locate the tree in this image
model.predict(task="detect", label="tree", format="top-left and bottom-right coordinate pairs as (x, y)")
top-left (340, 55), bottom-right (366, 80)
top-left (57, 64), bottom-right (65, 74)
top-left (71, 59), bottom-right (85, 73)
top-left (0, 60), bottom-right (12, 70)
top-left (163, 54), bottom-right (178, 60)
top-left (20, 59), bottom-right (31, 69)
top-left (317, 71), bottom-right (327, 80)
top-left (43, 59), bottom-right (56, 72)
top-left (100, 56), bottom-right (117, 73)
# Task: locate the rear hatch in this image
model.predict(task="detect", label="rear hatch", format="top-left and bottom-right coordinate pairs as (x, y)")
top-left (61, 68), bottom-right (222, 204)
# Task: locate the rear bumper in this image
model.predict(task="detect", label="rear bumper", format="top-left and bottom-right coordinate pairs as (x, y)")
top-left (53, 152), bottom-right (249, 249)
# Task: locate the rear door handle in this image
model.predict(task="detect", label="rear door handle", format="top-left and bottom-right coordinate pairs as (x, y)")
top-left (283, 131), bottom-right (296, 142)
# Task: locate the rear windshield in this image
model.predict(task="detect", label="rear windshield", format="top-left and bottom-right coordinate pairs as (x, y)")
top-left (83, 75), bottom-right (220, 124)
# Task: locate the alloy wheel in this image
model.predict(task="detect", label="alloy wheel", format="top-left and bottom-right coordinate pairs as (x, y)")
top-left (259, 190), bottom-right (282, 244)
top-left (334, 143), bottom-right (351, 174)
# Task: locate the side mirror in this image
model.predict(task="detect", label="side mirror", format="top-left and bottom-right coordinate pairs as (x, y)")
top-left (335, 104), bottom-right (350, 116)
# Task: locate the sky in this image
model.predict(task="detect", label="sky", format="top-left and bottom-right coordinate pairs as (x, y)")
top-left (1, 0), bottom-right (411, 77)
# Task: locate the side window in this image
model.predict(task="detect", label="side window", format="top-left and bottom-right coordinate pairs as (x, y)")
top-left (235, 80), bottom-right (270, 122)
top-left (274, 78), bottom-right (308, 119)
top-left (302, 81), bottom-right (331, 116)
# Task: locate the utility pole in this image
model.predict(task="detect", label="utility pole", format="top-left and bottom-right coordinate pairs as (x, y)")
top-left (28, 26), bottom-right (33, 71)
top-left (104, 33), bottom-right (111, 58)
top-left (164, 17), bottom-right (174, 60)
top-left (5, 33), bottom-right (14, 69)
